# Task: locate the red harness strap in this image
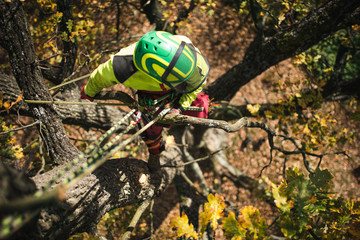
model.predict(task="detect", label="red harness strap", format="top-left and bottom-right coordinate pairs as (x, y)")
top-left (159, 83), bottom-right (168, 92)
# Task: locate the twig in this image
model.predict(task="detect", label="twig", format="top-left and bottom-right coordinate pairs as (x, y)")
top-left (283, 156), bottom-right (288, 181)
top-left (121, 199), bottom-right (151, 240)
top-left (162, 147), bottom-right (227, 168)
top-left (48, 73), bottom-right (91, 91)
top-left (258, 148), bottom-right (274, 177)
top-left (36, 138), bottom-right (46, 175)
top-left (149, 199), bottom-right (155, 239)
top-left (315, 151), bottom-right (350, 169)
top-left (23, 137), bottom-right (39, 152)
top-left (0, 121), bottom-right (39, 136)
top-left (180, 172), bottom-right (208, 199)
top-left (163, 115), bottom-right (351, 177)
top-left (25, 90), bottom-right (137, 108)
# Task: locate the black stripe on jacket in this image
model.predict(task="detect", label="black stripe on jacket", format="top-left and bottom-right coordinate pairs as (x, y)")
top-left (112, 55), bottom-right (137, 83)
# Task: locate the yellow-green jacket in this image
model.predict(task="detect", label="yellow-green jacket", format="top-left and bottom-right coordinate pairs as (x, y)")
top-left (84, 36), bottom-right (209, 110)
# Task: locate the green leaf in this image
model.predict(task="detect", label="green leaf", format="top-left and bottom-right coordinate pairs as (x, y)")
top-left (271, 181), bottom-right (292, 213)
top-left (280, 215), bottom-right (298, 238)
top-left (309, 168), bottom-right (333, 190)
top-left (239, 206), bottom-right (268, 239)
top-left (222, 212), bottom-right (246, 239)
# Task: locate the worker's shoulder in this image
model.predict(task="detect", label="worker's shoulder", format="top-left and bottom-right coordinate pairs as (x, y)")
top-left (115, 42), bottom-right (137, 56)
top-left (175, 35), bottom-right (192, 44)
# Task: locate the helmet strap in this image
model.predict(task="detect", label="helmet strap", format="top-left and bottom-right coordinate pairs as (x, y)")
top-left (161, 41), bottom-right (186, 92)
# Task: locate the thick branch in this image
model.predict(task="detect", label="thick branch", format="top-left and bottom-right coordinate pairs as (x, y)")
top-left (0, 73), bottom-right (129, 130)
top-left (140, 0), bottom-right (170, 32)
top-left (140, 0), bottom-right (198, 33)
top-left (205, 0), bottom-right (360, 101)
top-left (16, 146), bottom-right (183, 240)
top-left (159, 113), bottom-right (274, 134)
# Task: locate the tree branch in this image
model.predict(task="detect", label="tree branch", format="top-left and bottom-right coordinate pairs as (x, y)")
top-left (205, 0), bottom-right (360, 101)
top-left (121, 199), bottom-right (151, 240)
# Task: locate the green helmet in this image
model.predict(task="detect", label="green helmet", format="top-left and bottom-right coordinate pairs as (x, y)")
top-left (134, 31), bottom-right (198, 92)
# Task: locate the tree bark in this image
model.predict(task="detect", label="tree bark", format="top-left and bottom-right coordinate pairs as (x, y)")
top-left (0, 73), bottom-right (129, 130)
top-left (0, 1), bottom-right (79, 164)
top-left (205, 0), bottom-right (360, 101)
top-left (8, 146), bottom-right (182, 240)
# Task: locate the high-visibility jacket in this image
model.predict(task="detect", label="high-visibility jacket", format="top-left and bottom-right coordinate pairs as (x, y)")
top-left (84, 36), bottom-right (208, 110)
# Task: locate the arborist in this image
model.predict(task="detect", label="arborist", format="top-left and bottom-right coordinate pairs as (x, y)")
top-left (80, 31), bottom-right (210, 171)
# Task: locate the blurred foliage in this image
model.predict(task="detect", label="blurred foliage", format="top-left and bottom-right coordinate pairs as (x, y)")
top-left (171, 212), bottom-right (199, 239)
top-left (294, 26), bottom-right (360, 82)
top-left (0, 91), bottom-right (25, 167)
top-left (268, 168), bottom-right (360, 239)
top-left (263, 26), bottom-right (360, 152)
top-left (224, 0), bottom-right (325, 30)
top-left (69, 204), bottom-right (149, 239)
top-left (16, 0), bottom-right (146, 75)
top-left (0, 117), bottom-right (24, 165)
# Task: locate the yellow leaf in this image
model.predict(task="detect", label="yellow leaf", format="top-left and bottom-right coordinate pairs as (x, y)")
top-left (12, 145), bottom-right (24, 160)
top-left (14, 90), bottom-right (23, 105)
top-left (0, 91), bottom-right (3, 108)
top-left (170, 213), bottom-right (198, 239)
top-left (2, 90), bottom-right (23, 113)
top-left (3, 100), bottom-right (11, 113)
top-left (303, 124), bottom-right (310, 134)
top-left (246, 104), bottom-right (261, 116)
top-left (200, 193), bottom-right (225, 232)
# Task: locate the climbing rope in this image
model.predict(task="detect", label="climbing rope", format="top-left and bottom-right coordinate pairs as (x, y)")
top-left (0, 92), bottom-right (174, 239)
top-left (0, 108), bottom-right (137, 239)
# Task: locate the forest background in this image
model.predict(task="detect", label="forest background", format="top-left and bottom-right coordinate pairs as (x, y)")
top-left (0, 0), bottom-right (360, 239)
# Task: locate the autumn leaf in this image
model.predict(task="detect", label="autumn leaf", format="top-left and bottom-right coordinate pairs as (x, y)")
top-left (280, 215), bottom-right (298, 238)
top-left (246, 104), bottom-right (261, 116)
top-left (222, 212), bottom-right (246, 239)
top-left (1, 90), bottom-right (23, 113)
top-left (170, 212), bottom-right (198, 239)
top-left (271, 182), bottom-right (292, 213)
top-left (3, 100), bottom-right (11, 113)
top-left (309, 168), bottom-right (333, 190)
top-left (199, 193), bottom-right (225, 234)
top-left (222, 207), bottom-right (268, 240)
top-left (0, 92), bottom-right (3, 108)
top-left (238, 206), bottom-right (268, 239)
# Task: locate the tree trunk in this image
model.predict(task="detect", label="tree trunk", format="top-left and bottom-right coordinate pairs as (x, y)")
top-left (0, 1), bottom-right (79, 164)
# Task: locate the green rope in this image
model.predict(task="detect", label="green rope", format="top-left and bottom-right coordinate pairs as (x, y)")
top-left (0, 108), bottom-right (136, 239)
top-left (49, 73), bottom-right (91, 91)
top-left (0, 96), bottom-right (174, 239)
top-left (184, 106), bottom-right (204, 112)
top-left (24, 100), bottom-right (128, 106)
top-left (41, 108), bottom-right (137, 192)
